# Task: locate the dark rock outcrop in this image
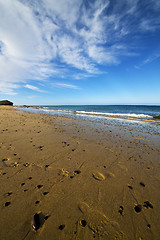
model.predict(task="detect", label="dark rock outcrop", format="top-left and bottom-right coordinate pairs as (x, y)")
top-left (0, 100), bottom-right (13, 106)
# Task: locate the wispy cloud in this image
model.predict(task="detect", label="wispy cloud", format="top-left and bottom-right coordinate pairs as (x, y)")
top-left (52, 83), bottom-right (81, 89)
top-left (0, 82), bottom-right (19, 95)
top-left (135, 52), bottom-right (160, 69)
top-left (143, 54), bottom-right (160, 64)
top-left (0, 0), bottom-right (160, 94)
top-left (25, 84), bottom-right (45, 92)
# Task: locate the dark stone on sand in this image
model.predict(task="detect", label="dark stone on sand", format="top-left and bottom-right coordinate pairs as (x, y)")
top-left (43, 191), bottom-right (49, 195)
top-left (59, 224), bottom-right (65, 230)
top-left (38, 145), bottom-right (44, 150)
top-left (143, 201), bottom-right (153, 209)
top-left (134, 204), bottom-right (142, 213)
top-left (44, 215), bottom-right (50, 220)
top-left (80, 220), bottom-right (87, 227)
top-left (74, 170), bottom-right (81, 174)
top-left (4, 201), bottom-right (11, 207)
top-left (7, 192), bottom-right (12, 196)
top-left (119, 206), bottom-right (124, 215)
top-left (140, 182), bottom-right (145, 187)
top-left (32, 212), bottom-right (45, 231)
top-left (0, 100), bottom-right (13, 106)
top-left (2, 159), bottom-right (8, 162)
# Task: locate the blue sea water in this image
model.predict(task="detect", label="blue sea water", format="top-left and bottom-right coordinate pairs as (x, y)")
top-left (18, 105), bottom-right (160, 122)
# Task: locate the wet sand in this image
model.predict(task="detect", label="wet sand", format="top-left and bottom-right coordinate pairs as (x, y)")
top-left (0, 106), bottom-right (160, 240)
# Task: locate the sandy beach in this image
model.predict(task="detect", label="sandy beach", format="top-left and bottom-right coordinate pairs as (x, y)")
top-left (0, 106), bottom-right (160, 240)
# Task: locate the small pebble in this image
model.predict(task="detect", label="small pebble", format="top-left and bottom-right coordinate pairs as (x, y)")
top-left (134, 204), bottom-right (142, 213)
top-left (140, 182), bottom-right (145, 187)
top-left (4, 201), bottom-right (11, 207)
top-left (74, 170), bottom-right (81, 174)
top-left (80, 220), bottom-right (87, 227)
top-left (43, 192), bottom-right (49, 196)
top-left (59, 224), bottom-right (65, 230)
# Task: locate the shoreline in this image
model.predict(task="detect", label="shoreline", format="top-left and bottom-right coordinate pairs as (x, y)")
top-left (15, 105), bottom-right (160, 123)
top-left (0, 106), bottom-right (160, 239)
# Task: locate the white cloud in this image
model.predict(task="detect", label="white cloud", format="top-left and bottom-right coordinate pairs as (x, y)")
top-left (25, 84), bottom-right (44, 92)
top-left (0, 0), bottom-right (160, 95)
top-left (0, 82), bottom-right (19, 95)
top-left (135, 53), bottom-right (160, 69)
top-left (140, 19), bottom-right (159, 32)
top-left (88, 45), bottom-right (118, 64)
top-left (52, 83), bottom-right (80, 89)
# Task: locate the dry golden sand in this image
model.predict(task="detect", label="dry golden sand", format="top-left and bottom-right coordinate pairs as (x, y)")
top-left (0, 106), bottom-right (160, 240)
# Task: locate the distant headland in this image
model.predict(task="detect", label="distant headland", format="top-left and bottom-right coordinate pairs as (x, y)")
top-left (0, 100), bottom-right (13, 105)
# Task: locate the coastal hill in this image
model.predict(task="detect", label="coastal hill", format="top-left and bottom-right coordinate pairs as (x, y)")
top-left (0, 100), bottom-right (13, 105)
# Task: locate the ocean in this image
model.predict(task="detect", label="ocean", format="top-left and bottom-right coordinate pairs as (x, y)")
top-left (17, 105), bottom-right (160, 123)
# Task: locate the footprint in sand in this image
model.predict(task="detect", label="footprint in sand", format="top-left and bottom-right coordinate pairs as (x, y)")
top-left (2, 159), bottom-right (20, 168)
top-left (105, 172), bottom-right (115, 178)
top-left (92, 172), bottom-right (105, 181)
top-left (23, 163), bottom-right (30, 167)
top-left (118, 164), bottom-right (128, 172)
top-left (38, 145), bottom-right (44, 151)
top-left (58, 168), bottom-right (69, 177)
top-left (78, 202), bottom-right (125, 239)
top-left (2, 158), bottom-right (9, 167)
top-left (10, 162), bottom-right (20, 167)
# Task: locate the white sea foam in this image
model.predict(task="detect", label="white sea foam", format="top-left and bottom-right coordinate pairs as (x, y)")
top-left (39, 108), bottom-right (153, 119)
top-left (72, 111), bottom-right (152, 119)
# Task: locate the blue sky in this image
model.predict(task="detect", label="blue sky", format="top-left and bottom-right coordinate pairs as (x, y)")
top-left (0, 0), bottom-right (160, 105)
